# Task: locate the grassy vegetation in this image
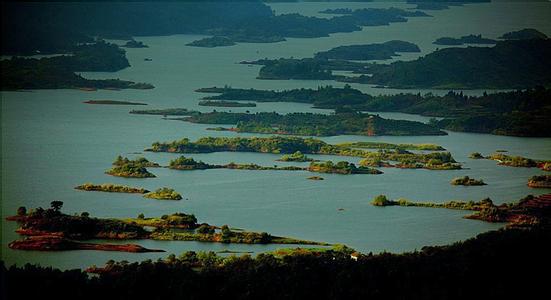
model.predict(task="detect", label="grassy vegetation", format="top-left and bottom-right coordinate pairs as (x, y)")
top-left (123, 213), bottom-right (198, 229)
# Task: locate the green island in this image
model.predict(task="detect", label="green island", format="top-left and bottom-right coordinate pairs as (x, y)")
top-left (148, 136), bottom-right (461, 171)
top-left (169, 156), bottom-right (214, 170)
top-left (196, 85), bottom-right (551, 137)
top-left (433, 34), bottom-right (496, 45)
top-left (113, 156), bottom-right (160, 168)
top-left (83, 100), bottom-right (147, 105)
top-left (198, 100), bottom-right (256, 107)
top-left (121, 40), bottom-right (148, 48)
top-left (5, 201), bottom-right (328, 253)
top-left (314, 40), bottom-right (420, 61)
top-left (371, 193), bottom-right (551, 227)
top-left (75, 183), bottom-right (149, 194)
top-left (187, 36), bottom-right (236, 48)
top-left (106, 156), bottom-right (160, 178)
top-left (143, 188), bottom-right (183, 200)
top-left (527, 175), bottom-right (551, 188)
top-left (499, 28), bottom-right (548, 40)
top-left (106, 164), bottom-right (156, 178)
top-left (135, 110), bottom-right (446, 136)
top-left (1, 41), bottom-right (154, 90)
top-left (308, 161), bottom-right (382, 175)
top-left (450, 176), bottom-right (486, 186)
top-left (277, 151), bottom-right (314, 162)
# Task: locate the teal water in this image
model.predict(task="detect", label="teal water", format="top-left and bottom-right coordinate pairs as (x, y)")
top-left (2, 1), bottom-right (551, 270)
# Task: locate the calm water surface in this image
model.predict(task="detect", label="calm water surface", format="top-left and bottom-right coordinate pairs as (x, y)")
top-left (2, 1), bottom-right (551, 270)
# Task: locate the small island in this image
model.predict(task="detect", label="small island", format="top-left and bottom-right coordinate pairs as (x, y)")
top-left (113, 156), bottom-right (160, 168)
top-left (527, 175), bottom-right (551, 188)
top-left (307, 176), bottom-right (324, 181)
top-left (450, 176), bottom-right (486, 186)
top-left (75, 183), bottom-right (149, 194)
top-left (106, 163), bottom-right (156, 178)
top-left (277, 151), bottom-right (314, 162)
top-left (143, 187), bottom-right (183, 200)
top-left (187, 36), bottom-right (236, 48)
top-left (198, 100), bottom-right (256, 107)
top-left (308, 161), bottom-right (382, 175)
top-left (169, 156), bottom-right (214, 170)
top-left (83, 100), bottom-right (147, 105)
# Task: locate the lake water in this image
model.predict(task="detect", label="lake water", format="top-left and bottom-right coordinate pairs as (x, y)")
top-left (2, 1), bottom-right (551, 270)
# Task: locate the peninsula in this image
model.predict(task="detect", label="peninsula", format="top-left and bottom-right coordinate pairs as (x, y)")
top-left (6, 202), bottom-right (329, 253)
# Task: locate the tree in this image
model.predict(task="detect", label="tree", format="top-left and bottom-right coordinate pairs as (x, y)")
top-left (197, 224), bottom-right (215, 234)
top-left (138, 213), bottom-right (145, 219)
top-left (16, 206), bottom-right (27, 216)
top-left (81, 212), bottom-right (90, 217)
top-left (371, 195), bottom-right (392, 206)
top-left (221, 225), bottom-right (232, 243)
top-left (50, 201), bottom-right (64, 211)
